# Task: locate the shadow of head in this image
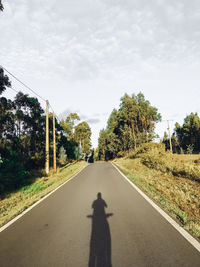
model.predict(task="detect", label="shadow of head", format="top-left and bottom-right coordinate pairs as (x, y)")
top-left (87, 192), bottom-right (113, 218)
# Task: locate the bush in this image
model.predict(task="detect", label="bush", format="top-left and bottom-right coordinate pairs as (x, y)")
top-left (129, 142), bottom-right (165, 159)
top-left (128, 142), bottom-right (200, 182)
top-left (172, 163), bottom-right (200, 182)
top-left (0, 157), bottom-right (28, 195)
top-left (59, 146), bottom-right (67, 165)
top-left (186, 144), bottom-right (194, 154)
top-left (117, 151), bottom-right (125, 158)
top-left (140, 150), bottom-right (167, 172)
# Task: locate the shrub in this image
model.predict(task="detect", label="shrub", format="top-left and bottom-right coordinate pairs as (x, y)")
top-left (0, 157), bottom-right (28, 195)
top-left (117, 151), bottom-right (125, 158)
top-left (59, 146), bottom-right (67, 165)
top-left (128, 142), bottom-right (200, 182)
top-left (129, 142), bottom-right (165, 159)
top-left (186, 144), bottom-right (194, 154)
top-left (140, 150), bottom-right (167, 172)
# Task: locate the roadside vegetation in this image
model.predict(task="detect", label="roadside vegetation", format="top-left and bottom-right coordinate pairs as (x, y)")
top-left (0, 67), bottom-right (92, 196)
top-left (114, 145), bottom-right (200, 240)
top-left (97, 93), bottom-right (200, 240)
top-left (128, 143), bottom-right (200, 182)
top-left (0, 67), bottom-right (93, 226)
top-left (0, 161), bottom-right (88, 228)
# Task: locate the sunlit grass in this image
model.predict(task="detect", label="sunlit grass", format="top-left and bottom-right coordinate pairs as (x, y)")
top-left (114, 157), bottom-right (200, 241)
top-left (0, 161), bottom-right (88, 228)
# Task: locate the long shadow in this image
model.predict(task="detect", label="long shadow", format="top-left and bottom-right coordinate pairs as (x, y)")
top-left (87, 193), bottom-right (113, 267)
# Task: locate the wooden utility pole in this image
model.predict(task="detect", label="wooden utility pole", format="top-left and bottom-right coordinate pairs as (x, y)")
top-left (167, 120), bottom-right (173, 153)
top-left (45, 100), bottom-right (49, 175)
top-left (53, 111), bottom-right (57, 173)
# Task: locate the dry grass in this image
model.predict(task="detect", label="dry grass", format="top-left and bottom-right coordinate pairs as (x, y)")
top-left (128, 143), bottom-right (200, 182)
top-left (114, 157), bottom-right (200, 241)
top-left (0, 161), bottom-right (88, 228)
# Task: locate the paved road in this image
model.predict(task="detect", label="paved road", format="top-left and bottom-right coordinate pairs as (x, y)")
top-left (0, 163), bottom-right (200, 267)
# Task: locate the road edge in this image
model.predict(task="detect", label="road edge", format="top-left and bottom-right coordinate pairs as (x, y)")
top-left (0, 164), bottom-right (89, 233)
top-left (111, 162), bottom-right (200, 253)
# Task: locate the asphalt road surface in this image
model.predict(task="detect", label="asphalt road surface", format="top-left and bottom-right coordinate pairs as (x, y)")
top-left (0, 163), bottom-right (200, 267)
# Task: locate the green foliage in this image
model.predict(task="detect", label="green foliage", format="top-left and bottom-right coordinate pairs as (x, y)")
top-left (88, 149), bottom-right (94, 163)
top-left (0, 68), bottom-right (11, 94)
top-left (98, 129), bottom-right (108, 160)
top-left (74, 121), bottom-right (91, 156)
top-left (74, 146), bottom-right (82, 160)
top-left (0, 0), bottom-right (3, 11)
top-left (21, 183), bottom-right (51, 195)
top-left (129, 143), bottom-right (167, 172)
top-left (0, 75), bottom-right (92, 195)
top-left (59, 112), bottom-right (92, 160)
top-left (58, 146), bottom-right (67, 165)
top-left (60, 112), bottom-right (80, 139)
top-left (174, 113), bottom-right (200, 153)
top-left (129, 142), bottom-right (165, 159)
top-left (98, 92), bottom-right (161, 160)
top-left (0, 156), bottom-right (28, 195)
top-left (140, 149), bottom-right (167, 172)
top-left (0, 91), bottom-right (46, 170)
top-left (186, 144), bottom-right (194, 154)
top-left (162, 131), bottom-right (180, 153)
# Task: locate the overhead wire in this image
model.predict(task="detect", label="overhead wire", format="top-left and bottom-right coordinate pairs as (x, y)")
top-left (1, 65), bottom-right (46, 102)
top-left (1, 65), bottom-right (61, 122)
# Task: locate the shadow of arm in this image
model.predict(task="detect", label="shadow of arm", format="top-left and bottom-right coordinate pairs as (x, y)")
top-left (87, 215), bottom-right (93, 218)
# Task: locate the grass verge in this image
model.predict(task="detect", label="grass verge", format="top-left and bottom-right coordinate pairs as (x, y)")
top-left (0, 161), bottom-right (88, 228)
top-left (113, 158), bottom-right (200, 241)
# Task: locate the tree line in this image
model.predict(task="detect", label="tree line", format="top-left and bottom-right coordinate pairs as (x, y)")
top-left (0, 68), bottom-right (92, 195)
top-left (97, 92), bottom-right (200, 160)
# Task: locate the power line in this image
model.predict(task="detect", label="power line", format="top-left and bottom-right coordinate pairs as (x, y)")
top-left (1, 65), bottom-right (46, 102)
top-left (1, 65), bottom-right (61, 124)
top-left (9, 86), bottom-right (60, 122)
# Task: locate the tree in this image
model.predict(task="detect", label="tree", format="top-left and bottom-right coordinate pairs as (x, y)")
top-left (0, 1), bottom-right (3, 11)
top-left (97, 92), bottom-right (161, 160)
top-left (12, 92), bottom-right (46, 168)
top-left (74, 122), bottom-right (91, 156)
top-left (0, 68), bottom-right (11, 95)
top-left (58, 146), bottom-right (67, 165)
top-left (117, 93), bottom-right (161, 148)
top-left (0, 97), bottom-right (15, 140)
top-left (175, 113), bottom-right (200, 153)
top-left (162, 131), bottom-right (180, 153)
top-left (60, 112), bottom-right (80, 139)
top-left (98, 129), bottom-right (108, 160)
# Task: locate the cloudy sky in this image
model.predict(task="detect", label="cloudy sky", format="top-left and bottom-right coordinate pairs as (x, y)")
top-left (1, 0), bottom-right (200, 147)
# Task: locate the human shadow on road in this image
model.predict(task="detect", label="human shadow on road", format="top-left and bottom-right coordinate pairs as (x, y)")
top-left (87, 192), bottom-right (113, 267)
